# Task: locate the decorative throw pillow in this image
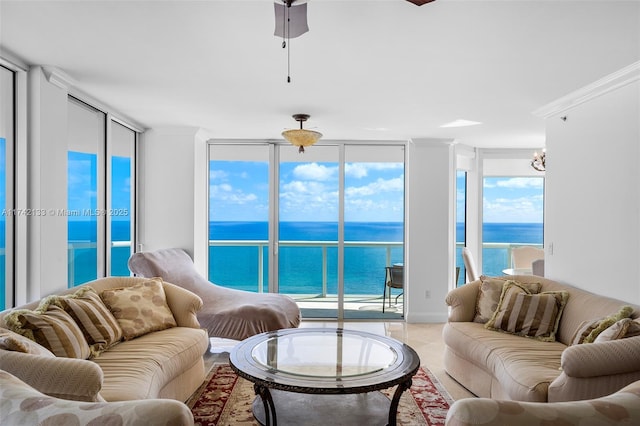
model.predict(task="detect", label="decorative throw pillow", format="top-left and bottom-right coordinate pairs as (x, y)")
top-left (53, 287), bottom-right (123, 357)
top-left (571, 318), bottom-right (602, 345)
top-left (0, 328), bottom-right (55, 357)
top-left (474, 276), bottom-right (542, 323)
top-left (583, 306), bottom-right (634, 344)
top-left (3, 304), bottom-right (91, 359)
top-left (100, 278), bottom-right (177, 340)
top-left (485, 282), bottom-right (569, 342)
top-left (593, 318), bottom-right (640, 343)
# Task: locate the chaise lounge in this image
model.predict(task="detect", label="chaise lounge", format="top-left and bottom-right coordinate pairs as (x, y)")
top-left (128, 248), bottom-right (301, 341)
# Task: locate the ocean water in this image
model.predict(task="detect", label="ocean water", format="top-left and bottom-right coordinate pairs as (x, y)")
top-left (0, 220), bottom-right (543, 309)
top-left (210, 221), bottom-right (543, 293)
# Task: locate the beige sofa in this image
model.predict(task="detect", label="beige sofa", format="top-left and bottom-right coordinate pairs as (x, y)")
top-left (443, 275), bottom-right (640, 402)
top-left (0, 276), bottom-right (210, 403)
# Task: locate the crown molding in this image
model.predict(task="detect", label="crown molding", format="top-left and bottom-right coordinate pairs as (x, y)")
top-left (533, 61), bottom-right (640, 119)
top-left (42, 66), bottom-right (75, 90)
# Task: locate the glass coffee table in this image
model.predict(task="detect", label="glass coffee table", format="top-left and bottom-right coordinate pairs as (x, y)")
top-left (229, 327), bottom-right (421, 426)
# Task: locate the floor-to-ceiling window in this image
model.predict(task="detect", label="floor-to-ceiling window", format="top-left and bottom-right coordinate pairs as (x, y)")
top-left (343, 145), bottom-right (404, 319)
top-left (456, 170), bottom-right (467, 286)
top-left (67, 97), bottom-right (104, 286)
top-left (208, 142), bottom-right (406, 320)
top-left (208, 144), bottom-right (270, 291)
top-left (278, 145), bottom-right (340, 318)
top-left (482, 175), bottom-right (544, 276)
top-left (67, 97), bottom-right (137, 286)
top-left (0, 65), bottom-right (15, 309)
top-left (108, 122), bottom-right (136, 276)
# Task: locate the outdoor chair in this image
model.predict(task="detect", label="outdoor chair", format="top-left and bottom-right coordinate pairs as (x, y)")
top-left (128, 248), bottom-right (301, 341)
top-left (383, 265), bottom-right (404, 313)
top-left (511, 245), bottom-right (544, 269)
top-left (462, 247), bottom-right (479, 282)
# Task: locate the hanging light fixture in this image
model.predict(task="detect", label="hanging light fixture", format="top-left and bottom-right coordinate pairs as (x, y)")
top-left (531, 149), bottom-right (546, 171)
top-left (282, 114), bottom-right (322, 153)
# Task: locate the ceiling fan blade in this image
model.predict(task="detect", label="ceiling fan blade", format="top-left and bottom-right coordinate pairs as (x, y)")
top-left (406, 0), bottom-right (436, 5)
top-left (274, 3), bottom-right (309, 39)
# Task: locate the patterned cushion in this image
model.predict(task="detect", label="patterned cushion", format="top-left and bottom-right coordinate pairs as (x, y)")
top-left (100, 278), bottom-right (177, 340)
top-left (0, 328), bottom-right (55, 357)
top-left (54, 287), bottom-right (123, 357)
top-left (474, 276), bottom-right (542, 323)
top-left (583, 306), bottom-right (634, 344)
top-left (594, 318), bottom-right (640, 343)
top-left (571, 318), bottom-right (602, 345)
top-left (485, 282), bottom-right (569, 342)
top-left (3, 304), bottom-right (91, 359)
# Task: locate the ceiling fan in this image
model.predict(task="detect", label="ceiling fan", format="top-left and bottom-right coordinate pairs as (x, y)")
top-left (274, 0), bottom-right (436, 39)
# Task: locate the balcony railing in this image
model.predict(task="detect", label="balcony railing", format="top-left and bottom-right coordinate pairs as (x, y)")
top-left (209, 240), bottom-right (404, 295)
top-left (68, 240), bottom-right (543, 290)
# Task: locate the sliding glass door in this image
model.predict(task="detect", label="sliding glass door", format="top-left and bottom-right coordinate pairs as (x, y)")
top-left (208, 142), bottom-right (406, 320)
top-left (278, 145), bottom-right (339, 318)
top-left (343, 145), bottom-right (404, 319)
top-left (209, 144), bottom-right (270, 291)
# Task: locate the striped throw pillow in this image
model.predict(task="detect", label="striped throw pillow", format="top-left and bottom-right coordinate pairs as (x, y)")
top-left (485, 282), bottom-right (569, 342)
top-left (55, 287), bottom-right (123, 357)
top-left (3, 305), bottom-right (91, 359)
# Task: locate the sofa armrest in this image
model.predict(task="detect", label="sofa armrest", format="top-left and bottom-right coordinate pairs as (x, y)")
top-left (0, 370), bottom-right (194, 426)
top-left (561, 336), bottom-right (640, 377)
top-left (162, 281), bottom-right (204, 328)
top-left (0, 350), bottom-right (104, 402)
top-left (445, 280), bottom-right (480, 322)
top-left (446, 380), bottom-right (640, 426)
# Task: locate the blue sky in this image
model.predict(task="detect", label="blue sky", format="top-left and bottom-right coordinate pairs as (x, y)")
top-left (212, 162), bottom-right (544, 224)
top-left (67, 152), bottom-right (131, 220)
top-left (482, 177), bottom-right (544, 223)
top-left (210, 161), bottom-right (405, 222)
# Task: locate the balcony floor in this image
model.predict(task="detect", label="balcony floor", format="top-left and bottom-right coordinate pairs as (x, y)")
top-left (291, 294), bottom-right (404, 320)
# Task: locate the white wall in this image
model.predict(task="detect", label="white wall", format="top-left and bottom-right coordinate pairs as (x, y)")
top-left (405, 139), bottom-right (455, 322)
top-left (541, 66), bottom-right (640, 303)
top-left (137, 127), bottom-right (208, 258)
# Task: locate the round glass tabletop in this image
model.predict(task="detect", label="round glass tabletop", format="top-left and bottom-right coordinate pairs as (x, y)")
top-left (230, 328), bottom-right (420, 394)
top-left (250, 329), bottom-right (398, 378)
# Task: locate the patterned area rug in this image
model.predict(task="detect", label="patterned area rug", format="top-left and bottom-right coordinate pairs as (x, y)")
top-left (186, 364), bottom-right (453, 426)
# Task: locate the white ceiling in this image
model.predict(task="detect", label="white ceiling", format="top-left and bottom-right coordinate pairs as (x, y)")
top-left (1, 0), bottom-right (639, 148)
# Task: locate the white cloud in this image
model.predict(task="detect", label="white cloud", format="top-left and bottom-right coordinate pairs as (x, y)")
top-left (210, 184), bottom-right (257, 204)
top-left (490, 177), bottom-right (544, 189)
top-left (483, 194), bottom-right (543, 223)
top-left (209, 170), bottom-right (228, 180)
top-left (292, 163), bottom-right (336, 181)
top-left (280, 180), bottom-right (338, 220)
top-left (345, 177), bottom-right (404, 197)
top-left (345, 162), bottom-right (403, 179)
